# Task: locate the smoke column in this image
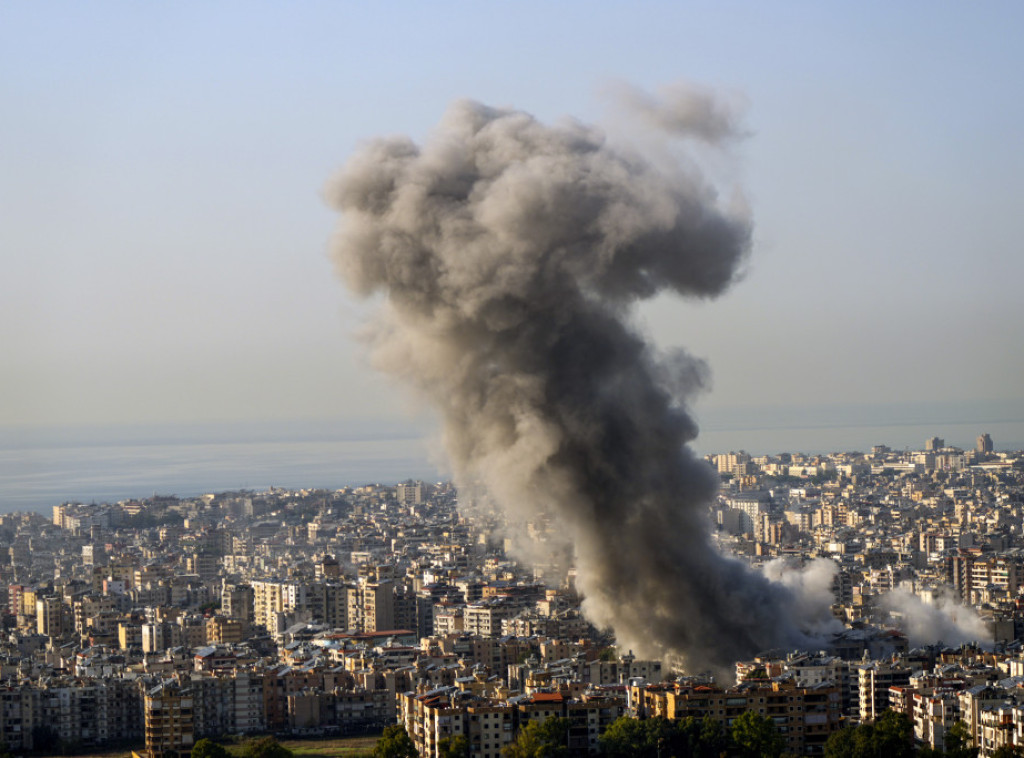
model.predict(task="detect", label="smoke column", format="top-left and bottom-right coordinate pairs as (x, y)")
top-left (878, 588), bottom-right (989, 647)
top-left (326, 90), bottom-right (817, 672)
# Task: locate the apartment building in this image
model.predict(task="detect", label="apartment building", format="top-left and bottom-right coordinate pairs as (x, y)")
top-left (144, 679), bottom-right (194, 758)
top-left (634, 679), bottom-right (842, 756)
top-left (398, 686), bottom-right (625, 758)
top-left (948, 551), bottom-right (1024, 604)
top-left (858, 661), bottom-right (911, 723)
top-left (347, 579), bottom-right (395, 633)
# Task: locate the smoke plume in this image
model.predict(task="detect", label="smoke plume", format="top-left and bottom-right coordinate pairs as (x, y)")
top-left (762, 558), bottom-right (845, 639)
top-left (326, 93), bottom-right (811, 672)
top-left (604, 80), bottom-right (748, 142)
top-left (878, 588), bottom-right (990, 648)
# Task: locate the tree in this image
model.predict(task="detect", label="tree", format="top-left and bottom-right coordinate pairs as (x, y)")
top-left (192, 738), bottom-right (231, 758)
top-left (649, 716), bottom-right (699, 758)
top-left (240, 736), bottom-right (293, 758)
top-left (823, 726), bottom-right (858, 758)
top-left (505, 716), bottom-right (569, 758)
top-left (824, 709), bottom-right (914, 758)
top-left (730, 711), bottom-right (785, 758)
top-left (694, 715), bottom-right (729, 758)
top-left (374, 725), bottom-right (418, 758)
top-left (599, 716), bottom-right (651, 757)
top-left (992, 747), bottom-right (1024, 758)
top-left (599, 715), bottom-right (726, 758)
top-left (31, 726), bottom-right (60, 754)
top-left (869, 709), bottom-right (913, 758)
top-left (946, 720), bottom-right (978, 758)
top-left (438, 735), bottom-right (468, 758)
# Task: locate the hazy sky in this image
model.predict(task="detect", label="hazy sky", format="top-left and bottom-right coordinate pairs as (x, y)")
top-left (2, 2), bottom-right (1022, 431)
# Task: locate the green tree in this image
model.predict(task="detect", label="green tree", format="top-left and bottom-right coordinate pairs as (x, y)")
top-left (823, 726), bottom-right (858, 758)
top-left (869, 709), bottom-right (913, 758)
top-left (992, 747), bottom-right (1024, 758)
top-left (599, 716), bottom-right (651, 757)
top-left (599, 715), bottom-right (726, 758)
top-left (824, 709), bottom-right (914, 758)
top-left (505, 716), bottom-right (569, 758)
top-left (599, 715), bottom-right (687, 757)
top-left (730, 711), bottom-right (785, 758)
top-left (660, 716), bottom-right (712, 758)
top-left (438, 735), bottom-right (468, 758)
top-left (192, 738), bottom-right (231, 758)
top-left (240, 736), bottom-right (294, 758)
top-left (946, 720), bottom-right (978, 758)
top-left (374, 725), bottom-right (418, 758)
top-left (693, 715), bottom-right (728, 758)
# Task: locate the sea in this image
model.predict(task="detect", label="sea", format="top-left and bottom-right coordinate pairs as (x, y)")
top-left (2, 400), bottom-right (1022, 515)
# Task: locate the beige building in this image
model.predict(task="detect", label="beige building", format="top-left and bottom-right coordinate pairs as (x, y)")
top-left (399, 688), bottom-right (625, 758)
top-left (36, 595), bottom-right (66, 638)
top-left (347, 579), bottom-right (395, 633)
top-left (858, 661), bottom-right (911, 723)
top-left (635, 679), bottom-right (842, 756)
top-left (144, 679), bottom-right (194, 758)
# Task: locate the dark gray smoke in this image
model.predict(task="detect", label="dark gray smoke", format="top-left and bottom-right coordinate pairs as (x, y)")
top-left (326, 91), bottom-right (815, 672)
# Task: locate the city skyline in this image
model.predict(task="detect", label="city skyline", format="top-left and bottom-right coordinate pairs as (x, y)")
top-left (4, 443), bottom-right (1022, 755)
top-left (3, 9), bottom-right (1024, 751)
top-left (2, 2), bottom-right (1022, 436)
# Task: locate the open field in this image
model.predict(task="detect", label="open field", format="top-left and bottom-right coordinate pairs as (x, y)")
top-left (34, 733), bottom-right (381, 758)
top-left (277, 734), bottom-right (379, 757)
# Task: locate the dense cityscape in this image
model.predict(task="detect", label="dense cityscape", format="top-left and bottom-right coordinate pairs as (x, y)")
top-left (4, 4), bottom-right (1018, 758)
top-left (0, 434), bottom-right (1018, 757)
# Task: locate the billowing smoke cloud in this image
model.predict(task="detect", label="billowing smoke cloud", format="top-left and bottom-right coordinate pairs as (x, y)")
top-left (762, 558), bottom-right (845, 639)
top-left (878, 588), bottom-right (990, 648)
top-left (326, 92), bottom-right (811, 672)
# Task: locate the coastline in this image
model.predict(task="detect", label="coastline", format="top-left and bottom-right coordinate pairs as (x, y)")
top-left (2, 400), bottom-right (1021, 514)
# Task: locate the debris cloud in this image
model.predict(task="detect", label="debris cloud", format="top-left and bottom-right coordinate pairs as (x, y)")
top-left (878, 588), bottom-right (989, 648)
top-left (326, 95), bottom-right (806, 672)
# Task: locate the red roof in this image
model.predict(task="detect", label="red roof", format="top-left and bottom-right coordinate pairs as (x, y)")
top-left (530, 693), bottom-right (564, 703)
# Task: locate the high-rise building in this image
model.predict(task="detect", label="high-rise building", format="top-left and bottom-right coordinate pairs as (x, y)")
top-left (36, 596), bottom-right (65, 638)
top-left (7, 585), bottom-right (25, 617)
top-left (141, 622), bottom-right (178, 654)
top-left (322, 582), bottom-right (349, 629)
top-left (221, 583), bottom-right (255, 624)
top-left (858, 661), bottom-right (911, 722)
top-left (396, 480), bottom-right (424, 506)
top-left (717, 451), bottom-right (752, 475)
top-left (977, 433), bottom-right (993, 454)
top-left (926, 437), bottom-right (945, 452)
top-left (347, 579), bottom-right (395, 632)
top-left (251, 580), bottom-right (287, 632)
top-left (144, 680), bottom-right (194, 758)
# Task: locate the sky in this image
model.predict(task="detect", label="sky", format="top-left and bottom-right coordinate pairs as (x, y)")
top-left (2, 1), bottom-right (1022, 437)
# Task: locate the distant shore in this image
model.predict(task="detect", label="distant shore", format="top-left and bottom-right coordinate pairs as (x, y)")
top-left (2, 399), bottom-right (1021, 514)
